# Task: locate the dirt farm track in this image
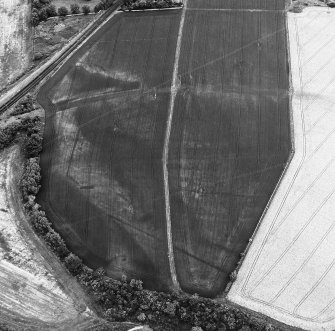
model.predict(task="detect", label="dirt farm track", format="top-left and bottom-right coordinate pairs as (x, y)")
top-left (37, 0), bottom-right (290, 297)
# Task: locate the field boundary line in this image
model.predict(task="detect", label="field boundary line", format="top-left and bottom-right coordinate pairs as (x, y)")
top-left (241, 13), bottom-right (307, 292)
top-left (229, 11), bottom-right (335, 329)
top-left (223, 11), bottom-right (297, 298)
top-left (186, 8), bottom-right (285, 12)
top-left (162, 0), bottom-right (188, 291)
top-left (123, 6), bottom-right (182, 12)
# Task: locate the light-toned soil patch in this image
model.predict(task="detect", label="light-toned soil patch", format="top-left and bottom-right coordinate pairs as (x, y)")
top-left (0, 145), bottom-right (96, 329)
top-left (228, 7), bottom-right (335, 331)
top-left (0, 0), bottom-right (31, 91)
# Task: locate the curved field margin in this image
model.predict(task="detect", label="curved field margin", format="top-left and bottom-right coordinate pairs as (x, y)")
top-left (228, 7), bottom-right (335, 331)
top-left (37, 0), bottom-right (291, 296)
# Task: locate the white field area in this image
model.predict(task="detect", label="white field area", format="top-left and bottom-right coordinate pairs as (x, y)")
top-left (228, 7), bottom-right (335, 331)
top-left (0, 146), bottom-right (97, 329)
top-left (0, 0), bottom-right (31, 91)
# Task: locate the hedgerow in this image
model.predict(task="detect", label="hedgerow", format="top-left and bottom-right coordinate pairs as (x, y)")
top-left (121, 0), bottom-right (182, 11)
top-left (31, 0), bottom-right (182, 27)
top-left (31, 0), bottom-right (91, 26)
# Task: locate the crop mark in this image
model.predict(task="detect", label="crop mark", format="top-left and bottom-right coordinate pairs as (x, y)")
top-left (200, 8), bottom-right (229, 283)
top-left (37, 1), bottom-right (300, 296)
top-left (257, 12), bottom-right (262, 166)
top-left (127, 327), bottom-right (144, 331)
top-left (227, 9), bottom-right (245, 236)
top-left (176, 6), bottom-right (200, 287)
top-left (39, 6), bottom-right (321, 154)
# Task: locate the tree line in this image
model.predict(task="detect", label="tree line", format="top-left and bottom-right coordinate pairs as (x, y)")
top-left (31, 0), bottom-right (116, 27)
top-left (122, 0), bottom-right (182, 10)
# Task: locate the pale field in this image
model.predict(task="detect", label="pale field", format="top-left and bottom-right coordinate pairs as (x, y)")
top-left (228, 7), bottom-right (335, 331)
top-left (0, 146), bottom-right (96, 328)
top-left (0, 0), bottom-right (31, 91)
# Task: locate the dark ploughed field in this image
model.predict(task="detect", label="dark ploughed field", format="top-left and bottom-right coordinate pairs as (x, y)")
top-left (169, 0), bottom-right (290, 296)
top-left (37, 0), bottom-right (290, 297)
